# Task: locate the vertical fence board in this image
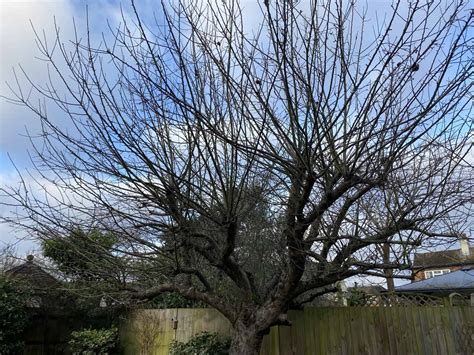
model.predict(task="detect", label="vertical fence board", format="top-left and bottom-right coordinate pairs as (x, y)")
top-left (365, 308), bottom-right (376, 355)
top-left (318, 307), bottom-right (328, 354)
top-left (421, 307), bottom-right (434, 355)
top-left (346, 307), bottom-right (357, 354)
top-left (335, 308), bottom-right (348, 355)
top-left (382, 308), bottom-right (392, 355)
top-left (333, 308), bottom-right (343, 355)
top-left (303, 307), bottom-right (315, 354)
top-left (440, 306), bottom-right (455, 354)
top-left (395, 306), bottom-right (407, 355)
top-left (376, 308), bottom-right (386, 355)
top-left (406, 306), bottom-right (419, 354)
top-left (327, 307), bottom-right (336, 354)
top-left (288, 310), bottom-right (305, 355)
top-left (428, 306), bottom-right (442, 354)
top-left (436, 306), bottom-right (447, 354)
top-left (353, 307), bottom-right (365, 355)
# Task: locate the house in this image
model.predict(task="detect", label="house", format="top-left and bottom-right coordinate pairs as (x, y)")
top-left (5, 255), bottom-right (59, 287)
top-left (5, 255), bottom-right (121, 353)
top-left (5, 255), bottom-right (61, 308)
top-left (5, 256), bottom-right (77, 353)
top-left (412, 238), bottom-right (474, 281)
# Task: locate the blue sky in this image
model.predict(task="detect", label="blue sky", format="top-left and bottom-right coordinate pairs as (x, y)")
top-left (0, 0), bottom-right (129, 251)
top-left (0, 0), bottom-right (472, 278)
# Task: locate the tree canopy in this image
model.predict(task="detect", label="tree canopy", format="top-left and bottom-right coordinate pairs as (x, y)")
top-left (42, 228), bottom-right (117, 280)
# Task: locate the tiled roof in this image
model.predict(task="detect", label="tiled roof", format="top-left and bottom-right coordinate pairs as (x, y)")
top-left (5, 261), bottom-right (59, 289)
top-left (412, 247), bottom-right (474, 268)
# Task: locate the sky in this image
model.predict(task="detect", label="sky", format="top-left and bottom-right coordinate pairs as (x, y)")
top-left (0, 0), bottom-right (128, 251)
top-left (0, 0), bottom-right (472, 287)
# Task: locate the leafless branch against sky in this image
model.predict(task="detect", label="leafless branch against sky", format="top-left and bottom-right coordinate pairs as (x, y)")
top-left (0, 1), bottom-right (472, 353)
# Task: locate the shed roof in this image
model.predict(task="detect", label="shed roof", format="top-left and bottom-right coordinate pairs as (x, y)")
top-left (396, 268), bottom-right (474, 293)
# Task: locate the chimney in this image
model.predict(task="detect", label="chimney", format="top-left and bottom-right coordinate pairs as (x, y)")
top-left (460, 235), bottom-right (470, 258)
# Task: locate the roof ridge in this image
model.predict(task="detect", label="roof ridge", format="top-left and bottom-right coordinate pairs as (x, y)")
top-left (413, 246), bottom-right (474, 255)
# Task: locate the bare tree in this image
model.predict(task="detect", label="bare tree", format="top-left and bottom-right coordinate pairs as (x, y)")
top-left (0, 244), bottom-right (20, 274)
top-left (2, 0), bottom-right (473, 353)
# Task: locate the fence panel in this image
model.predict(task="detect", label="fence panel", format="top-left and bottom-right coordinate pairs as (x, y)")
top-left (120, 306), bottom-right (474, 355)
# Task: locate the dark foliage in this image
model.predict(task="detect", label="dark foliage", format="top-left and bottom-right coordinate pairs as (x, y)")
top-left (170, 331), bottom-right (231, 355)
top-left (0, 277), bottom-right (31, 354)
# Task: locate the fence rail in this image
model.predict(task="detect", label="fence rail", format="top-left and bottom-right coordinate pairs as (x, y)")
top-left (120, 306), bottom-right (474, 355)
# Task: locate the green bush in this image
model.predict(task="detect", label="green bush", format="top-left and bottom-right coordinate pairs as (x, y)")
top-left (170, 331), bottom-right (231, 355)
top-left (347, 288), bottom-right (370, 306)
top-left (0, 277), bottom-right (30, 354)
top-left (68, 326), bottom-right (118, 355)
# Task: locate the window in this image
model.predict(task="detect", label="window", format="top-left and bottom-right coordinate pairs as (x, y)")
top-left (424, 269), bottom-right (450, 279)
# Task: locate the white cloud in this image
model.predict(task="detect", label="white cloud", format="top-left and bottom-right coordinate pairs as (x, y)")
top-left (0, 0), bottom-right (138, 253)
top-left (0, 0), bottom-right (76, 163)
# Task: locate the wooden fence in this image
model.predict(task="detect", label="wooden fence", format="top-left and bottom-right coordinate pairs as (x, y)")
top-left (120, 306), bottom-right (474, 355)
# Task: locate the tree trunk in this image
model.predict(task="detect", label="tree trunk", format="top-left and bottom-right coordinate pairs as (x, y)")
top-left (229, 324), bottom-right (264, 355)
top-left (383, 243), bottom-right (395, 292)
